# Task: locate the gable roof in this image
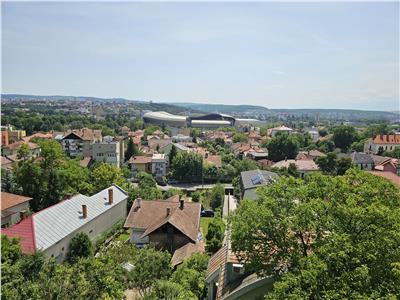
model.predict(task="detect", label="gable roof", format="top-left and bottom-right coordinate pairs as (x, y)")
top-left (124, 199), bottom-right (201, 242)
top-left (205, 155), bottom-right (222, 167)
top-left (1, 192), bottom-right (32, 211)
top-left (351, 152), bottom-right (374, 165)
top-left (63, 128), bottom-right (102, 141)
top-left (5, 141), bottom-right (39, 151)
top-left (368, 171), bottom-right (400, 187)
top-left (2, 217), bottom-right (36, 253)
top-left (128, 155), bottom-right (152, 164)
top-left (171, 241), bottom-right (205, 267)
top-left (272, 159), bottom-right (319, 171)
top-left (2, 185), bottom-right (127, 253)
top-left (240, 169), bottom-right (279, 190)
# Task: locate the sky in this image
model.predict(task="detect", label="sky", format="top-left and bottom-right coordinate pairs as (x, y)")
top-left (1, 1), bottom-right (399, 111)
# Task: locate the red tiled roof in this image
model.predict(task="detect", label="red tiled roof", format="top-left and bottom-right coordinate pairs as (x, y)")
top-left (5, 141), bottom-right (39, 151)
top-left (368, 171), bottom-right (400, 187)
top-left (64, 128), bottom-right (102, 141)
top-left (205, 155), bottom-right (222, 167)
top-left (128, 155), bottom-right (152, 164)
top-left (372, 134), bottom-right (400, 144)
top-left (1, 192), bottom-right (32, 211)
top-left (2, 216), bottom-right (36, 254)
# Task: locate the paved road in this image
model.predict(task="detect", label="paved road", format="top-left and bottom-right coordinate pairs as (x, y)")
top-left (223, 194), bottom-right (238, 217)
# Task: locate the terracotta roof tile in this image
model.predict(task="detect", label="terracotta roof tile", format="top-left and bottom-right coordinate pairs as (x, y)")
top-left (2, 216), bottom-right (36, 253)
top-left (372, 134), bottom-right (400, 144)
top-left (1, 192), bottom-right (32, 211)
top-left (171, 242), bottom-right (205, 267)
top-left (368, 171), bottom-right (400, 187)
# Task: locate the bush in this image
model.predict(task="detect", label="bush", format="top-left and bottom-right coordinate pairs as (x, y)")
top-left (67, 233), bottom-right (93, 263)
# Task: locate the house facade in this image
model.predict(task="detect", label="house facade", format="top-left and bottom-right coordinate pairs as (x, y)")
top-left (92, 137), bottom-right (123, 167)
top-left (364, 134), bottom-right (400, 154)
top-left (61, 128), bottom-right (102, 157)
top-left (151, 153), bottom-right (167, 178)
top-left (124, 197), bottom-right (204, 266)
top-left (1, 192), bottom-right (32, 228)
top-left (2, 185), bottom-right (127, 262)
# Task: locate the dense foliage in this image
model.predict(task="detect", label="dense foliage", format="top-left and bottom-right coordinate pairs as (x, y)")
top-left (171, 152), bottom-right (203, 182)
top-left (230, 169), bottom-right (400, 299)
top-left (267, 133), bottom-right (299, 162)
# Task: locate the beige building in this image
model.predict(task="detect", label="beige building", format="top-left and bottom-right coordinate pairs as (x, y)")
top-left (92, 136), bottom-right (123, 167)
top-left (364, 134), bottom-right (400, 154)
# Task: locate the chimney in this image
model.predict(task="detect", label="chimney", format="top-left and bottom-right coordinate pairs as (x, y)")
top-left (137, 198), bottom-right (142, 208)
top-left (82, 204), bottom-right (87, 218)
top-left (108, 188), bottom-right (113, 204)
top-left (166, 207), bottom-right (171, 216)
top-left (179, 198), bottom-right (184, 210)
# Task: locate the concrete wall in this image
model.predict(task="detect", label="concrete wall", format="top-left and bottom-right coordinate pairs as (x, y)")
top-left (43, 198), bottom-right (127, 262)
top-left (92, 142), bottom-right (121, 166)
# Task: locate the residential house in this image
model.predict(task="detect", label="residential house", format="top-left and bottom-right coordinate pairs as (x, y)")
top-left (2, 141), bottom-right (41, 158)
top-left (272, 159), bottom-right (319, 178)
top-left (204, 152), bottom-right (222, 168)
top-left (61, 128), bottom-right (102, 157)
top-left (1, 192), bottom-right (32, 228)
top-left (2, 185), bottom-right (128, 262)
top-left (0, 129), bottom-right (9, 146)
top-left (152, 153), bottom-right (168, 179)
top-left (296, 150), bottom-right (326, 160)
top-left (124, 197), bottom-right (204, 267)
top-left (1, 156), bottom-right (15, 171)
top-left (128, 156), bottom-right (153, 174)
top-left (22, 132), bottom-right (55, 142)
top-left (268, 125), bottom-right (293, 137)
top-left (364, 134), bottom-right (400, 154)
top-left (350, 152), bottom-right (374, 170)
top-left (172, 134), bottom-right (192, 143)
top-left (303, 127), bottom-right (320, 141)
top-left (120, 126), bottom-right (131, 136)
top-left (232, 143), bottom-right (260, 158)
top-left (246, 150), bottom-right (269, 161)
top-left (240, 169), bottom-right (279, 200)
top-left (373, 158), bottom-right (399, 175)
top-left (9, 130), bottom-right (27, 144)
top-left (159, 142), bottom-right (189, 156)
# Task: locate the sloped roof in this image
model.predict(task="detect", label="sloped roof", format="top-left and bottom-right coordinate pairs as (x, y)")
top-left (128, 155), bottom-right (152, 164)
top-left (368, 171), bottom-right (400, 187)
top-left (372, 134), bottom-right (400, 144)
top-left (124, 199), bottom-right (201, 242)
top-left (240, 169), bottom-right (278, 190)
top-left (272, 159), bottom-right (319, 171)
top-left (2, 185), bottom-right (127, 252)
top-left (5, 141), bottom-right (39, 151)
top-left (2, 217), bottom-right (36, 253)
top-left (63, 128), bottom-right (102, 141)
top-left (351, 152), bottom-right (374, 165)
top-left (171, 242), bottom-right (205, 267)
top-left (205, 155), bottom-right (222, 167)
top-left (1, 192), bottom-right (32, 211)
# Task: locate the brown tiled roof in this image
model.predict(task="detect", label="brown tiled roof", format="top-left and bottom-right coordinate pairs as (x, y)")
top-left (272, 159), bottom-right (319, 171)
top-left (79, 157), bottom-right (92, 167)
top-left (372, 134), bottom-right (400, 144)
top-left (6, 141), bottom-right (39, 151)
top-left (206, 245), bottom-right (239, 279)
top-left (22, 132), bottom-right (53, 142)
top-left (171, 241), bottom-right (205, 267)
top-left (1, 192), bottom-right (32, 211)
top-left (1, 156), bottom-right (14, 170)
top-left (124, 199), bottom-right (201, 242)
top-left (148, 139), bottom-right (172, 150)
top-left (64, 128), bottom-right (102, 141)
top-left (368, 171), bottom-right (400, 187)
top-left (205, 155), bottom-right (222, 167)
top-left (128, 155), bottom-right (152, 164)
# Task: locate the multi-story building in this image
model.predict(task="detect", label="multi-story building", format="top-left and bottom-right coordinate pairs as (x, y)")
top-left (61, 128), bottom-right (102, 157)
top-left (151, 153), bottom-right (167, 179)
top-left (364, 134), bottom-right (400, 154)
top-left (92, 136), bottom-right (124, 167)
top-left (2, 185), bottom-right (127, 262)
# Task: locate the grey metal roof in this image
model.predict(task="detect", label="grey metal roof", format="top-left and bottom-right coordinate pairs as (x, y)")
top-left (240, 169), bottom-right (278, 191)
top-left (33, 185), bottom-right (127, 251)
top-left (351, 152), bottom-right (374, 165)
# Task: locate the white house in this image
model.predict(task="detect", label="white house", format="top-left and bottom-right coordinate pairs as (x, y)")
top-left (269, 125), bottom-right (293, 137)
top-left (152, 153), bottom-right (167, 179)
top-left (2, 185), bottom-right (128, 262)
top-left (364, 134), bottom-right (400, 154)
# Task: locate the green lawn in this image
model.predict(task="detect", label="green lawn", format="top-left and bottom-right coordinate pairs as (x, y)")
top-left (115, 231), bottom-right (130, 242)
top-left (200, 217), bottom-right (213, 242)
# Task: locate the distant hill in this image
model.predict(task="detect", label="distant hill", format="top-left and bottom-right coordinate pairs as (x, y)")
top-left (170, 102), bottom-right (269, 115)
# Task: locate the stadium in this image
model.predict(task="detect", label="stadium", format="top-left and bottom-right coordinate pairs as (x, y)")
top-left (143, 111), bottom-right (263, 128)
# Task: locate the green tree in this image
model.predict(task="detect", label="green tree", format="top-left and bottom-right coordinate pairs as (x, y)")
top-left (125, 138), bottom-right (139, 161)
top-left (267, 133), bottom-right (299, 162)
top-left (383, 146), bottom-right (400, 159)
top-left (17, 143), bottom-right (30, 160)
top-left (230, 170), bottom-right (400, 298)
top-left (67, 233), bottom-right (93, 263)
top-left (91, 162), bottom-right (126, 192)
top-left (336, 157), bottom-right (353, 175)
top-left (210, 183), bottom-right (225, 210)
top-left (1, 235), bottom-right (22, 264)
top-left (206, 217), bottom-right (225, 254)
top-left (332, 125), bottom-right (358, 151)
top-left (315, 152), bottom-right (337, 175)
top-left (144, 280), bottom-right (197, 300)
top-left (287, 163), bottom-right (299, 178)
top-left (171, 152), bottom-right (203, 183)
top-left (233, 132), bottom-right (249, 143)
top-left (169, 144), bottom-right (177, 165)
top-left (128, 247), bottom-right (171, 296)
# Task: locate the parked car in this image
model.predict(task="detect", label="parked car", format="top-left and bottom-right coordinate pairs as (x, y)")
top-left (201, 209), bottom-right (215, 217)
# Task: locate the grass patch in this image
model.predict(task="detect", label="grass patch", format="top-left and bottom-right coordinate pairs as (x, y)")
top-left (115, 231), bottom-right (130, 242)
top-left (200, 217), bottom-right (213, 243)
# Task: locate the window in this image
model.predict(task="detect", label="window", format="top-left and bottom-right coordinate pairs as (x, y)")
top-left (62, 247), bottom-right (65, 251)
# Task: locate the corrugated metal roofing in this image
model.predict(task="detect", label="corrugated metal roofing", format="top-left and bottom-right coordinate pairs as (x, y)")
top-left (34, 185), bottom-right (127, 251)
